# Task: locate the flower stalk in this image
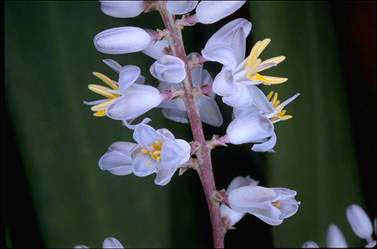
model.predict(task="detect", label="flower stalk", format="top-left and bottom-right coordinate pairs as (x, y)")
top-left (157, 2), bottom-right (226, 247)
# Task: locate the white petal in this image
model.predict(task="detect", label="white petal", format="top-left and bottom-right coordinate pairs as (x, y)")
top-left (201, 70), bottom-right (213, 87)
top-left (167, 1), bottom-right (198, 15)
top-left (228, 186), bottom-right (277, 213)
top-left (157, 128), bottom-right (176, 140)
top-left (220, 204), bottom-right (245, 226)
top-left (346, 204), bottom-right (373, 240)
top-left (118, 65), bottom-right (141, 91)
top-left (366, 241), bottom-right (377, 248)
top-left (133, 124), bottom-right (164, 147)
top-left (135, 75), bottom-right (145, 85)
top-left (94, 27), bottom-right (152, 55)
top-left (162, 108), bottom-right (189, 124)
top-left (142, 39), bottom-right (170, 60)
top-left (226, 113), bottom-right (274, 145)
top-left (302, 241), bottom-right (319, 248)
top-left (109, 141), bottom-right (138, 154)
top-left (270, 188), bottom-right (297, 199)
top-left (202, 45), bottom-right (240, 71)
top-left (132, 152), bottom-right (158, 177)
top-left (154, 166), bottom-right (178, 186)
top-left (247, 86), bottom-right (275, 115)
top-left (100, 1), bottom-right (145, 18)
top-left (278, 198), bottom-right (300, 219)
top-left (103, 59), bottom-right (122, 73)
top-left (223, 84), bottom-right (255, 108)
top-left (198, 96), bottom-right (223, 127)
top-left (150, 55), bottom-right (186, 83)
top-left (227, 176), bottom-right (259, 193)
top-left (251, 132), bottom-right (277, 152)
top-left (107, 85), bottom-right (162, 120)
top-left (103, 237), bottom-right (124, 249)
top-left (233, 106), bottom-right (260, 119)
top-left (212, 68), bottom-right (235, 96)
top-left (247, 204), bottom-right (283, 226)
top-left (161, 139), bottom-right (190, 168)
top-left (196, 1), bottom-right (247, 24)
top-left (159, 98), bottom-right (186, 111)
top-left (99, 150), bottom-right (133, 174)
top-left (327, 224), bottom-right (348, 248)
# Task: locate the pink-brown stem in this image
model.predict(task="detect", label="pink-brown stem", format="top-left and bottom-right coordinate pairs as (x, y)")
top-left (158, 2), bottom-right (225, 248)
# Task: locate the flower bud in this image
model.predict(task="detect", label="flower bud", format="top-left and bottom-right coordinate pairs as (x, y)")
top-left (196, 1), bottom-right (246, 24)
top-left (102, 237), bottom-right (124, 248)
top-left (302, 241), bottom-right (319, 248)
top-left (100, 1), bottom-right (145, 18)
top-left (94, 27), bottom-right (152, 54)
top-left (346, 204), bottom-right (373, 241)
top-left (150, 55), bottom-right (186, 83)
top-left (142, 39), bottom-right (170, 60)
top-left (326, 224), bottom-right (348, 248)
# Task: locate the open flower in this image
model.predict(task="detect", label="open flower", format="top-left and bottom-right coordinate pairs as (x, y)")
top-left (74, 237), bottom-right (124, 249)
top-left (84, 60), bottom-right (162, 121)
top-left (222, 176), bottom-right (300, 226)
top-left (195, 1), bottom-right (246, 24)
top-left (99, 124), bottom-right (191, 186)
top-left (202, 18), bottom-right (287, 101)
top-left (158, 53), bottom-right (223, 127)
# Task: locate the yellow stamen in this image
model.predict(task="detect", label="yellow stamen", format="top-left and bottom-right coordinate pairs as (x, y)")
top-left (93, 72), bottom-right (119, 90)
top-left (267, 92), bottom-right (294, 122)
top-left (88, 84), bottom-right (119, 99)
top-left (272, 201), bottom-right (281, 208)
top-left (90, 99), bottom-right (116, 111)
top-left (250, 74), bottom-right (288, 85)
top-left (93, 110), bottom-right (106, 117)
top-left (267, 91), bottom-right (274, 101)
top-left (141, 140), bottom-right (163, 162)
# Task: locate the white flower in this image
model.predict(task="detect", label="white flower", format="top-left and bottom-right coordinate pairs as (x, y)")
top-left (225, 113), bottom-right (276, 152)
top-left (195, 1), bottom-right (246, 24)
top-left (94, 27), bottom-right (152, 55)
top-left (84, 59), bottom-right (162, 121)
top-left (100, 1), bottom-right (146, 18)
top-left (99, 124), bottom-right (191, 186)
top-left (150, 55), bottom-right (187, 83)
top-left (158, 54), bottom-right (223, 127)
top-left (346, 204), bottom-right (376, 247)
top-left (202, 18), bottom-right (287, 101)
top-left (74, 237), bottom-right (124, 249)
top-left (224, 176), bottom-right (300, 226)
top-left (167, 1), bottom-right (198, 15)
top-left (220, 176), bottom-right (258, 227)
top-left (327, 224), bottom-right (348, 248)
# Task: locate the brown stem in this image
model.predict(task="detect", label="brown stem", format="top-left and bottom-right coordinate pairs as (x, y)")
top-left (157, 2), bottom-right (225, 248)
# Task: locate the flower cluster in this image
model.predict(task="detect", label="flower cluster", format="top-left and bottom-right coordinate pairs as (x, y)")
top-left (81, 0), bottom-right (302, 246)
top-left (302, 204), bottom-right (376, 248)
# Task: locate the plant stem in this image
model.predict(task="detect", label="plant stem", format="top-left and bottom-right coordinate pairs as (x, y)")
top-left (158, 2), bottom-right (225, 248)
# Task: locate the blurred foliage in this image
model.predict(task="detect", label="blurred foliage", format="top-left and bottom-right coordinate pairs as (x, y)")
top-left (5, 1), bottom-right (366, 248)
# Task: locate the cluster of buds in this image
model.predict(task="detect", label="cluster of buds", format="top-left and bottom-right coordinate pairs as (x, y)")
top-left (82, 0), bottom-right (302, 246)
top-left (302, 204), bottom-right (376, 248)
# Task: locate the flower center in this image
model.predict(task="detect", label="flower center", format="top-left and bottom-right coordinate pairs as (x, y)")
top-left (272, 200), bottom-right (281, 208)
top-left (267, 91), bottom-right (293, 122)
top-left (244, 38), bottom-right (288, 85)
top-left (88, 72), bottom-right (121, 117)
top-left (141, 140), bottom-right (163, 162)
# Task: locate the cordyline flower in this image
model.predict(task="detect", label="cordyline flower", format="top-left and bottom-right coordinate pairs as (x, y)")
top-left (100, 1), bottom-right (198, 17)
top-left (202, 18), bottom-right (287, 107)
top-left (84, 59), bottom-right (162, 121)
top-left (74, 237), bottom-right (124, 249)
top-left (302, 204), bottom-right (377, 248)
top-left (221, 176), bottom-right (300, 227)
top-left (158, 53), bottom-right (223, 127)
top-left (99, 123), bottom-right (191, 186)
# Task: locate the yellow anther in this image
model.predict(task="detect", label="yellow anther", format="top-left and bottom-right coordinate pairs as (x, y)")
top-left (272, 92), bottom-right (278, 106)
top-left (88, 84), bottom-right (119, 99)
top-left (93, 72), bottom-right (119, 90)
top-left (91, 99), bottom-right (116, 112)
top-left (267, 91), bottom-right (274, 101)
top-left (272, 201), bottom-right (281, 208)
top-left (141, 140), bottom-right (163, 162)
top-left (93, 110), bottom-right (106, 117)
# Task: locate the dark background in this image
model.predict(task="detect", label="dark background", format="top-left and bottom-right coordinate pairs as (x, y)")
top-left (4, 1), bottom-right (376, 248)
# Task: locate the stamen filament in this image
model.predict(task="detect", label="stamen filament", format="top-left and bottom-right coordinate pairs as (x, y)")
top-left (93, 72), bottom-right (118, 89)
